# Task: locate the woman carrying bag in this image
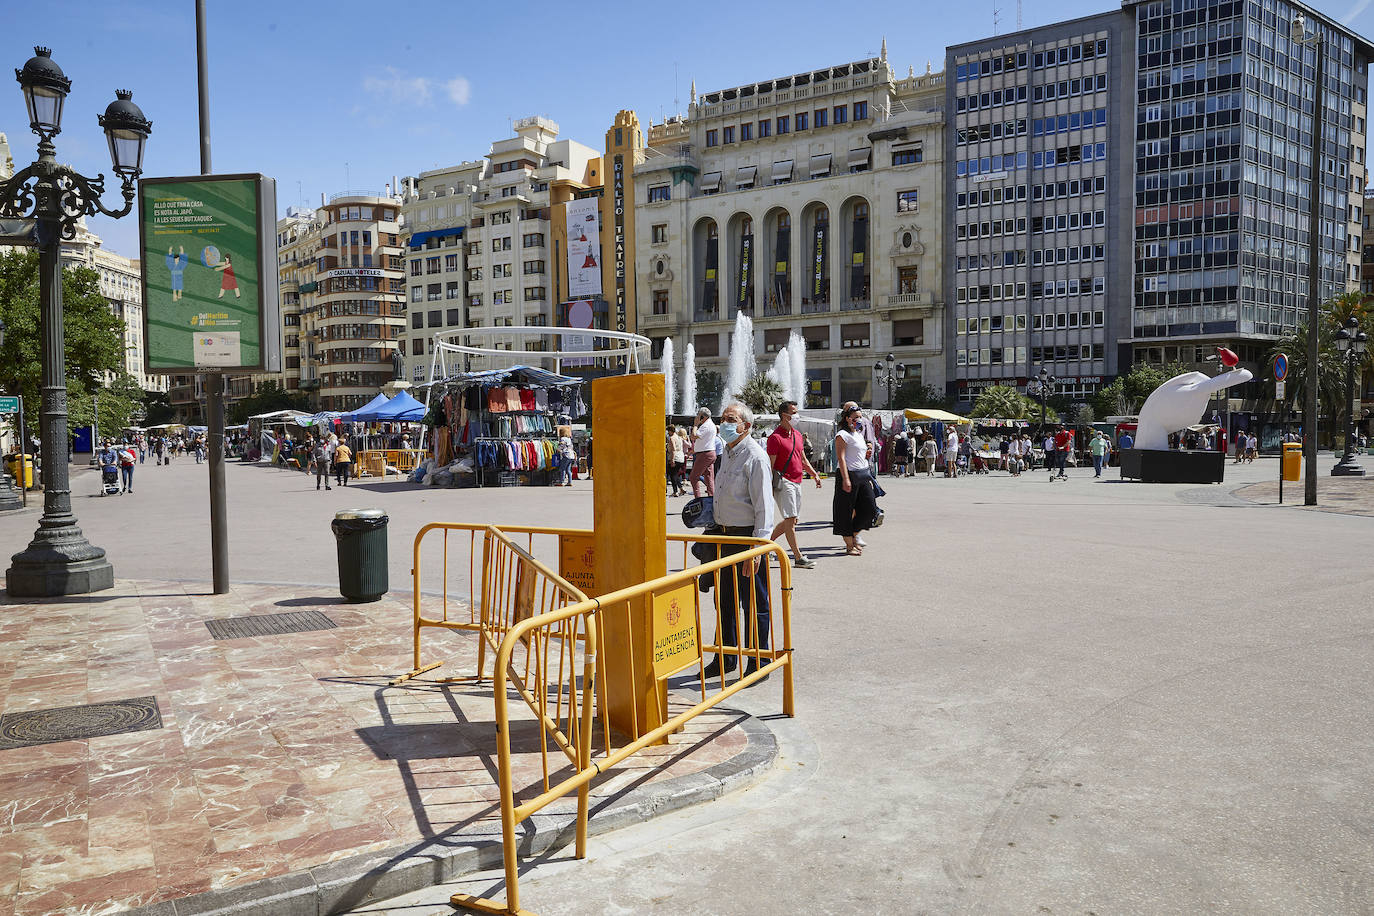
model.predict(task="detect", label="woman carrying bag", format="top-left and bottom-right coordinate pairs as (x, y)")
top-left (832, 406), bottom-right (877, 556)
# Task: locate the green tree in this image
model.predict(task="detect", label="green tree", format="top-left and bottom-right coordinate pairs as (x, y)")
top-left (141, 389), bottom-right (176, 426)
top-left (892, 379), bottom-right (951, 410)
top-left (1089, 362), bottom-right (1191, 419)
top-left (694, 369), bottom-right (723, 412)
top-left (67, 372), bottom-right (147, 439)
top-left (227, 380), bottom-right (310, 424)
top-left (0, 250), bottom-right (127, 439)
top-left (733, 371), bottom-right (784, 415)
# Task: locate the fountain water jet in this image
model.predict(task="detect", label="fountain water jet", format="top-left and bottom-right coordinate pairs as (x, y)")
top-left (661, 338), bottom-right (676, 416)
top-left (787, 331), bottom-right (807, 409)
top-left (682, 343), bottom-right (698, 414)
top-left (768, 348), bottom-right (794, 403)
top-left (721, 311), bottom-right (756, 412)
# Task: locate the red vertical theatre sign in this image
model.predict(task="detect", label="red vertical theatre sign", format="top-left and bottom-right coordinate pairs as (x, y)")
top-left (613, 155), bottom-right (626, 331)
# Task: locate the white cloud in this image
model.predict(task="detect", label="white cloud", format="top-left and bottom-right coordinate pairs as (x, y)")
top-left (444, 77), bottom-right (472, 107)
top-left (363, 67), bottom-right (432, 104)
top-left (1341, 0), bottom-right (1374, 23)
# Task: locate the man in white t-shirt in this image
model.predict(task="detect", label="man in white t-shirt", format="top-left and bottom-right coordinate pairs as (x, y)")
top-left (690, 407), bottom-right (717, 496)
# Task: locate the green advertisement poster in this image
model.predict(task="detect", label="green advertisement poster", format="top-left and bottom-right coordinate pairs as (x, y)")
top-left (139, 174), bottom-right (276, 371)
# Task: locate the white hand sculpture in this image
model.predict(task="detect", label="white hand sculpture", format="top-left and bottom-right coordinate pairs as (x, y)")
top-left (1134, 368), bottom-right (1253, 450)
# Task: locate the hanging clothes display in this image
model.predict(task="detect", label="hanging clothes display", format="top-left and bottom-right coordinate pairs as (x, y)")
top-left (423, 365), bottom-right (586, 487)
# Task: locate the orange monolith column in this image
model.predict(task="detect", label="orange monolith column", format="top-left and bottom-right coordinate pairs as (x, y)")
top-left (591, 373), bottom-right (668, 740)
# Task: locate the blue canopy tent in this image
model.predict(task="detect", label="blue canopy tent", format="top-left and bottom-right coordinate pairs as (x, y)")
top-left (342, 392), bottom-right (393, 423)
top-left (371, 389), bottom-right (425, 422)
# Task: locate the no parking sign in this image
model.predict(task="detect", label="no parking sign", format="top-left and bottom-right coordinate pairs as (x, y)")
top-left (1274, 353), bottom-right (1288, 400)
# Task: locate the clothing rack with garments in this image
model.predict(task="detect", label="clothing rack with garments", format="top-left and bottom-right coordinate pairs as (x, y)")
top-left (420, 364), bottom-right (585, 487)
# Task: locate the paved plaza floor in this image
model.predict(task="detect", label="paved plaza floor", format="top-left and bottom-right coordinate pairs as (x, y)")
top-left (2, 453), bottom-right (1373, 914)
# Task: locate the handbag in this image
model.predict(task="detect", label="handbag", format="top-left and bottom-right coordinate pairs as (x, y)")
top-left (681, 496), bottom-right (715, 529)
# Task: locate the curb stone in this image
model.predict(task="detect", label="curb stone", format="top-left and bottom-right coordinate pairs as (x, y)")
top-left (125, 711), bottom-right (778, 916)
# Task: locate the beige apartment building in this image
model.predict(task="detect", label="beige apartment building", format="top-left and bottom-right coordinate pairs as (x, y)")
top-left (294, 194), bottom-right (407, 412)
top-left (633, 50), bottom-right (946, 409)
top-left (399, 117), bottom-right (604, 381)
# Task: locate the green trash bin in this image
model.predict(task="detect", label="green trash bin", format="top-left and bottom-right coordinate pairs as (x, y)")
top-left (332, 509), bottom-right (389, 602)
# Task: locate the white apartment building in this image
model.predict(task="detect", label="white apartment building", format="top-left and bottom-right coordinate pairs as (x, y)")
top-left (400, 117), bottom-right (602, 381)
top-left (273, 207), bottom-right (315, 395)
top-left (634, 51), bottom-right (946, 409)
top-left (58, 220), bottom-right (166, 394)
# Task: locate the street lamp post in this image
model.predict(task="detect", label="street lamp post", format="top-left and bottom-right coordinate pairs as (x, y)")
top-left (1029, 368), bottom-right (1056, 438)
top-left (1331, 316), bottom-right (1367, 476)
top-left (1293, 14), bottom-right (1325, 505)
top-left (0, 47), bottom-right (152, 596)
top-left (872, 352), bottom-right (906, 409)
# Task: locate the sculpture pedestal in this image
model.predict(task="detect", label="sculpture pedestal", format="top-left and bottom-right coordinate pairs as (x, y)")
top-left (1120, 448), bottom-right (1225, 484)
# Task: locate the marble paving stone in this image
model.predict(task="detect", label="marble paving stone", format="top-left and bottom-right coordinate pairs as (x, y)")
top-left (0, 580), bottom-right (756, 914)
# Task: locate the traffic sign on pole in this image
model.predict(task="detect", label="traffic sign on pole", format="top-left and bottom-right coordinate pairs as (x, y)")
top-left (1276, 379), bottom-right (1286, 400)
top-left (1274, 353), bottom-right (1289, 381)
top-left (0, 396), bottom-right (19, 415)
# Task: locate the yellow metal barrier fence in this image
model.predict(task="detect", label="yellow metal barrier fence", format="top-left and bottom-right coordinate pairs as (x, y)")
top-left (397, 523), bottom-right (795, 915)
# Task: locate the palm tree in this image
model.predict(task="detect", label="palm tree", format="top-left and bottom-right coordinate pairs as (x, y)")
top-left (971, 384), bottom-right (1058, 422)
top-left (734, 372), bottom-right (784, 415)
top-left (1264, 291), bottom-right (1372, 422)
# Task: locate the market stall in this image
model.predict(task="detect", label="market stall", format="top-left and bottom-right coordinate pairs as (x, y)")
top-left (420, 365), bottom-right (585, 487)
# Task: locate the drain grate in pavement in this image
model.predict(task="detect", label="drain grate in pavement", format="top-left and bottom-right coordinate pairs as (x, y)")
top-left (205, 610), bottom-right (338, 640)
top-left (0, 696), bottom-right (162, 750)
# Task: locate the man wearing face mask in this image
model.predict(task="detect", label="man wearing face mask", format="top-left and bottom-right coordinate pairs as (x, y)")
top-left (702, 402), bottom-right (775, 683)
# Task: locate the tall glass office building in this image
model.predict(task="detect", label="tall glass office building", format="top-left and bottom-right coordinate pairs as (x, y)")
top-left (1127, 0), bottom-right (1371, 394)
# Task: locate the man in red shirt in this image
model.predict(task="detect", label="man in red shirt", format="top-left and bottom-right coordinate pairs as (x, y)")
top-left (766, 401), bottom-right (823, 569)
top-left (1052, 425), bottom-right (1073, 479)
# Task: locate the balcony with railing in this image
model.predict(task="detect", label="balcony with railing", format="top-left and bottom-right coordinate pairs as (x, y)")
top-left (840, 297), bottom-right (871, 312)
top-left (693, 307), bottom-right (725, 323)
top-left (879, 290), bottom-right (935, 310)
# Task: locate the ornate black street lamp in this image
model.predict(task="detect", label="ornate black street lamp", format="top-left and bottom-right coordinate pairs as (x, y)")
top-left (0, 47), bottom-right (152, 596)
top-left (1332, 316), bottom-right (1367, 476)
top-left (1028, 367), bottom-right (1056, 437)
top-left (872, 352), bottom-right (906, 409)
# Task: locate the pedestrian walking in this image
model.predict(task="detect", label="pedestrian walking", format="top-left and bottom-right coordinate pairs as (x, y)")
top-left (701, 402), bottom-right (775, 684)
top-left (767, 400), bottom-right (823, 570)
top-left (832, 405), bottom-right (877, 556)
top-left (334, 440), bottom-right (353, 486)
top-left (1089, 430), bottom-right (1109, 478)
top-left (118, 443), bottom-right (136, 493)
top-left (312, 437), bottom-right (331, 490)
top-left (689, 407), bottom-right (717, 497)
top-left (666, 428), bottom-right (685, 496)
top-left (556, 426), bottom-right (576, 486)
top-left (1053, 425), bottom-right (1073, 479)
top-left (891, 430), bottom-right (910, 477)
top-left (944, 425), bottom-right (959, 478)
top-left (919, 435), bottom-right (938, 476)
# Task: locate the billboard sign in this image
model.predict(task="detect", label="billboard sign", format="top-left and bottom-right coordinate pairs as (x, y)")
top-left (138, 173), bottom-right (280, 373)
top-left (566, 197), bottom-right (602, 298)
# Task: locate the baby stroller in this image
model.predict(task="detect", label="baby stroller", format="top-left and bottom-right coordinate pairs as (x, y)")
top-left (969, 453), bottom-right (991, 474)
top-left (98, 445), bottom-right (122, 496)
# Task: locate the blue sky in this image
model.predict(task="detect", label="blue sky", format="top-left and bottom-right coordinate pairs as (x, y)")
top-left (5, 0), bottom-right (1374, 260)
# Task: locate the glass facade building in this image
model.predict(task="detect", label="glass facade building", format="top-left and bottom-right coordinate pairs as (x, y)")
top-left (1128, 0), bottom-right (1370, 389)
top-left (947, 0), bottom-right (1372, 410)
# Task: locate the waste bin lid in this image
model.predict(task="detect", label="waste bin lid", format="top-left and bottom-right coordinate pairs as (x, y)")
top-left (335, 508), bottom-right (386, 520)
